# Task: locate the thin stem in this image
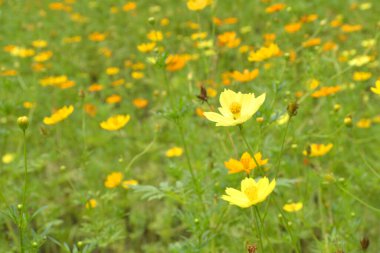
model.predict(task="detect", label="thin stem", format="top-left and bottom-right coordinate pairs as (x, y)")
top-left (238, 125), bottom-right (261, 170)
top-left (20, 130), bottom-right (28, 253)
top-left (251, 207), bottom-right (264, 251)
top-left (318, 185), bottom-right (329, 252)
top-left (125, 135), bottom-right (156, 172)
top-left (274, 120), bottom-right (290, 178)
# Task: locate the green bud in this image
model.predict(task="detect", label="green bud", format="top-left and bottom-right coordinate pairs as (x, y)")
top-left (17, 116), bottom-right (29, 131)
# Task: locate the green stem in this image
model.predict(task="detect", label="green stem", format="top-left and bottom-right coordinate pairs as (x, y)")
top-left (238, 125), bottom-right (261, 170)
top-left (251, 207), bottom-right (264, 251)
top-left (318, 185), bottom-right (329, 252)
top-left (20, 130), bottom-right (28, 253)
top-left (274, 120), bottom-right (290, 178)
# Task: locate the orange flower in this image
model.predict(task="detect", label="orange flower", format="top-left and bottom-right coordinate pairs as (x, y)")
top-left (312, 86), bottom-right (341, 98)
top-left (341, 24), bottom-right (362, 33)
top-left (166, 54), bottom-right (190, 72)
top-left (300, 14), bottom-right (318, 23)
top-left (356, 119), bottom-right (371, 128)
top-left (248, 43), bottom-right (280, 62)
top-left (302, 38), bottom-right (321, 48)
top-left (84, 103), bottom-right (97, 117)
top-left (217, 32), bottom-right (241, 48)
top-left (88, 32), bottom-right (107, 42)
top-left (224, 152), bottom-right (268, 174)
top-left (88, 84), bottom-right (103, 92)
top-left (0, 69), bottom-right (17, 76)
top-left (122, 2), bottom-right (136, 11)
top-left (230, 69), bottom-right (259, 83)
top-left (284, 22), bottom-right (302, 33)
top-left (106, 94), bottom-right (122, 104)
top-left (322, 41), bottom-right (337, 51)
top-left (265, 3), bottom-right (286, 13)
top-left (133, 98), bottom-right (149, 109)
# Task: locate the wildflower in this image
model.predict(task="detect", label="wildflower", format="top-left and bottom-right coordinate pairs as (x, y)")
top-left (265, 3), bottom-right (286, 13)
top-left (63, 36), bottom-right (81, 44)
top-left (100, 115), bottom-right (130, 131)
top-left (230, 69), bottom-right (259, 83)
top-left (147, 30), bottom-right (163, 41)
top-left (203, 89), bottom-right (265, 126)
top-left (88, 84), bottom-right (103, 92)
top-left (344, 115), bottom-right (353, 127)
top-left (349, 55), bottom-right (371, 67)
top-left (284, 22), bottom-right (302, 33)
top-left (353, 72), bottom-right (372, 81)
top-left (283, 202), bottom-right (303, 212)
top-left (122, 2), bottom-right (136, 11)
top-left (311, 86), bottom-right (341, 98)
top-left (32, 40), bottom-right (48, 48)
top-left (131, 71), bottom-right (144, 79)
top-left (88, 32), bottom-right (107, 42)
top-left (106, 94), bottom-right (122, 104)
top-left (166, 54), bottom-right (190, 71)
top-left (370, 80), bottom-right (380, 95)
top-left (106, 67), bottom-right (119, 75)
top-left (248, 43), bottom-right (280, 62)
top-left (23, 101), bottom-right (35, 109)
top-left (356, 119), bottom-right (371, 128)
top-left (303, 143), bottom-right (333, 157)
top-left (10, 47), bottom-right (35, 57)
top-left (222, 177), bottom-right (276, 208)
top-left (217, 32), bottom-right (241, 48)
top-left (2, 153), bottom-right (15, 164)
top-left (137, 42), bottom-right (156, 53)
top-left (300, 14), bottom-right (318, 23)
top-left (17, 116), bottom-right (29, 131)
top-left (224, 152), bottom-right (268, 174)
top-left (43, 105), bottom-right (74, 125)
top-left (322, 41), bottom-right (337, 52)
top-left (133, 98), bottom-right (149, 109)
top-left (85, 199), bottom-right (97, 209)
top-left (104, 172), bottom-right (123, 188)
top-left (166, 147), bottom-right (183, 157)
top-left (122, 179), bottom-right (138, 189)
top-left (187, 0), bottom-right (211, 11)
top-left (33, 51), bottom-right (53, 62)
top-left (302, 38), bottom-right (321, 48)
top-left (84, 103), bottom-right (97, 117)
top-left (341, 24), bottom-right (362, 33)
top-left (0, 69), bottom-right (17, 76)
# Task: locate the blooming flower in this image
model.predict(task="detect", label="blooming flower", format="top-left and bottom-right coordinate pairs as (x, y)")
top-left (353, 71), bottom-right (372, 81)
top-left (122, 2), bottom-right (136, 11)
top-left (303, 143), bottom-right (333, 157)
top-left (283, 202), bottom-right (303, 212)
top-left (187, 0), bottom-right (212, 11)
top-left (203, 89), bottom-right (265, 126)
top-left (222, 177), bottom-right (276, 208)
top-left (2, 153), bottom-right (15, 164)
top-left (43, 105), bottom-right (74, 125)
top-left (356, 118), bottom-right (371, 128)
top-left (224, 152), bottom-right (268, 174)
top-left (100, 115), bottom-right (130, 131)
top-left (311, 86), bottom-right (341, 98)
top-left (166, 147), bottom-right (183, 157)
top-left (265, 3), bottom-right (286, 13)
top-left (104, 172), bottom-right (123, 188)
top-left (137, 42), bottom-right (156, 53)
top-left (85, 199), bottom-right (97, 209)
top-left (122, 179), bottom-right (138, 189)
top-left (133, 98), bottom-right (149, 109)
top-left (106, 94), bottom-right (122, 104)
top-left (370, 80), bottom-right (380, 95)
top-left (248, 43), bottom-right (280, 62)
top-left (230, 69), bottom-right (259, 83)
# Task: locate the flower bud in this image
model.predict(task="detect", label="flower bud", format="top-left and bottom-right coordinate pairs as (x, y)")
top-left (148, 17), bottom-right (156, 26)
top-left (17, 116), bottom-right (29, 131)
top-left (344, 115), bottom-right (352, 127)
top-left (287, 102), bottom-right (299, 117)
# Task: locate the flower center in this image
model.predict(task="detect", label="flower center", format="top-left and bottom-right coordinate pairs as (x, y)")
top-left (229, 102), bottom-right (242, 115)
top-left (244, 186), bottom-right (258, 202)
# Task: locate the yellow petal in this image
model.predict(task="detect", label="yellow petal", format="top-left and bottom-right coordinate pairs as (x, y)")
top-left (240, 177), bottom-right (256, 192)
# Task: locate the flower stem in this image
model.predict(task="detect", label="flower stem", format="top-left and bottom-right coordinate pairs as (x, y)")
top-left (20, 130), bottom-right (28, 253)
top-left (238, 125), bottom-right (261, 170)
top-left (251, 207), bottom-right (264, 251)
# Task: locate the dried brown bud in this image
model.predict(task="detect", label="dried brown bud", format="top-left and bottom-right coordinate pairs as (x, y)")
top-left (360, 237), bottom-right (370, 250)
top-left (247, 244), bottom-right (257, 253)
top-left (287, 101), bottom-right (299, 117)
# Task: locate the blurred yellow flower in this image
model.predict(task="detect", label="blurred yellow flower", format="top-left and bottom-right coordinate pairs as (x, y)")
top-left (85, 199), bottom-right (97, 209)
top-left (106, 94), bottom-right (122, 104)
top-left (224, 152), bottom-right (268, 174)
top-left (230, 69), bottom-right (259, 83)
top-left (166, 147), bottom-right (183, 157)
top-left (88, 84), bottom-right (103, 92)
top-left (147, 30), bottom-right (163, 41)
top-left (106, 67), bottom-right (119, 75)
top-left (34, 51), bottom-right (53, 62)
top-left (133, 98), bottom-right (149, 109)
top-left (43, 105), bottom-right (74, 125)
top-left (122, 2), bottom-right (136, 11)
top-left (0, 69), bottom-right (17, 76)
top-left (217, 31), bottom-right (241, 48)
top-left (122, 179), bottom-right (138, 189)
top-left (222, 177), bottom-right (276, 208)
top-left (312, 86), bottom-right (341, 98)
top-left (100, 115), bottom-right (130, 131)
top-left (2, 153), bottom-right (15, 164)
top-left (356, 119), bottom-right (371, 128)
top-left (88, 32), bottom-right (107, 42)
top-left (370, 80), bottom-right (380, 95)
top-left (10, 47), bottom-right (35, 57)
top-left (265, 3), bottom-right (286, 13)
top-left (104, 172), bottom-right (123, 188)
top-left (248, 43), bottom-right (280, 62)
top-left (32, 40), bottom-right (48, 48)
top-left (283, 202), bottom-right (303, 212)
top-left (131, 71), bottom-right (144, 79)
top-left (284, 22), bottom-right (302, 33)
top-left (203, 89), bottom-right (265, 126)
top-left (23, 101), bottom-right (35, 109)
top-left (187, 0), bottom-right (212, 11)
top-left (353, 71), bottom-right (372, 81)
top-left (137, 42), bottom-right (156, 53)
top-left (302, 38), bottom-right (321, 48)
top-left (166, 54), bottom-right (190, 72)
top-left (303, 143), bottom-right (333, 157)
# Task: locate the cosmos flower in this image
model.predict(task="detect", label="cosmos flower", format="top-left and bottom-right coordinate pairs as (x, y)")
top-left (43, 105), bottom-right (74, 125)
top-left (165, 147), bottom-right (183, 157)
top-left (303, 143), bottom-right (333, 157)
top-left (100, 115), bottom-right (130, 131)
top-left (203, 89), bottom-right (265, 126)
top-left (104, 172), bottom-right (123, 188)
top-left (187, 0), bottom-right (212, 11)
top-left (230, 69), bottom-right (259, 83)
top-left (370, 80), bottom-right (380, 95)
top-left (283, 202), bottom-right (303, 212)
top-left (224, 152), bottom-right (268, 174)
top-left (222, 177), bottom-right (276, 208)
top-left (85, 199), bottom-right (97, 209)
top-left (248, 43), bottom-right (280, 62)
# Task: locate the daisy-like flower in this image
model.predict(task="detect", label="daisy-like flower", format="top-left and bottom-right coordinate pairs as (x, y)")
top-left (43, 105), bottom-right (74, 125)
top-left (222, 177), bottom-right (276, 208)
top-left (283, 202), bottom-right (303, 212)
top-left (203, 89), bottom-right (265, 126)
top-left (303, 143), bottom-right (333, 157)
top-left (104, 172), bottom-right (123, 188)
top-left (100, 115), bottom-right (130, 131)
top-left (165, 147), bottom-right (183, 157)
top-left (224, 152), bottom-right (268, 174)
top-left (370, 80), bottom-right (380, 95)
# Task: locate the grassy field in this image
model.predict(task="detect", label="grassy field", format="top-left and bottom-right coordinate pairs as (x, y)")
top-left (1, 0), bottom-right (380, 252)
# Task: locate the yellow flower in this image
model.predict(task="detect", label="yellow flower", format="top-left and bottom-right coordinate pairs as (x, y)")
top-left (106, 67), bottom-right (119, 75)
top-left (0, 69), bottom-right (17, 76)
top-left (147, 30), bottom-right (163, 42)
top-left (303, 143), bottom-right (333, 157)
top-left (284, 22), bottom-right (302, 33)
top-left (217, 31), bottom-right (241, 48)
top-left (122, 179), bottom-right (138, 189)
top-left (248, 43), bottom-right (280, 62)
top-left (32, 40), bottom-right (48, 48)
top-left (137, 42), bottom-right (156, 53)
top-left (85, 198), bottom-right (97, 209)
top-left (133, 98), bottom-right (149, 109)
top-left (104, 172), bottom-right (123, 188)
top-left (370, 80), bottom-right (380, 95)
top-left (356, 118), bottom-right (371, 128)
top-left (2, 153), bottom-right (15, 164)
top-left (187, 0), bottom-right (212, 11)
top-left (106, 94), bottom-right (122, 104)
top-left (203, 89), bottom-right (266, 126)
top-left (224, 152), bottom-right (268, 174)
top-left (353, 71), bottom-right (372, 81)
top-left (230, 69), bottom-right (259, 83)
top-left (165, 54), bottom-right (190, 72)
top-left (33, 51), bottom-right (53, 62)
top-left (283, 202), bottom-right (303, 212)
top-left (166, 147), bottom-right (183, 157)
top-left (222, 177), bottom-right (276, 208)
top-left (302, 38), bottom-right (321, 48)
top-left (131, 71), bottom-right (144, 79)
top-left (100, 115), bottom-right (130, 131)
top-left (43, 105), bottom-right (74, 125)
top-left (122, 2), bottom-right (136, 11)
top-left (88, 32), bottom-right (107, 42)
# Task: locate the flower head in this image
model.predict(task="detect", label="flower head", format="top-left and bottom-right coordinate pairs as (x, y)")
top-left (283, 202), bottom-right (303, 212)
top-left (224, 152), bottom-right (268, 174)
top-left (165, 147), bottom-right (183, 157)
top-left (222, 177), bottom-right (276, 208)
top-left (100, 115), bottom-right (130, 131)
top-left (104, 172), bottom-right (123, 188)
top-left (370, 80), bottom-right (380, 95)
top-left (203, 89), bottom-right (265, 126)
top-left (43, 105), bottom-right (74, 125)
top-left (303, 143), bottom-right (333, 157)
